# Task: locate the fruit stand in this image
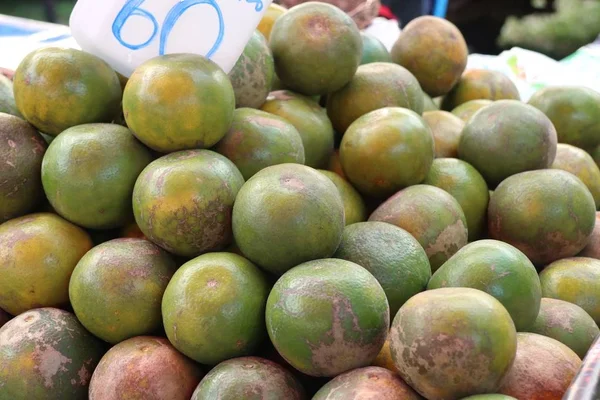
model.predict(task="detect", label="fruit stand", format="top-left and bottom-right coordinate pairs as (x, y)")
top-left (1, 2), bottom-right (600, 399)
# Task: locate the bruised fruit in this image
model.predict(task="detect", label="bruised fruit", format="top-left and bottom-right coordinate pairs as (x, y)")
top-left (258, 3), bottom-right (287, 40)
top-left (391, 16), bottom-right (468, 97)
top-left (498, 333), bottom-right (581, 400)
top-left (451, 99), bottom-right (493, 122)
top-left (191, 357), bottom-right (306, 400)
top-left (0, 113), bottom-right (46, 222)
top-left (0, 308), bottom-right (105, 400)
top-left (89, 336), bottom-right (203, 400)
top-left (269, 2), bottom-right (362, 95)
top-left (369, 184), bottom-right (468, 272)
top-left (266, 258), bottom-right (389, 377)
top-left (0, 75), bottom-right (19, 116)
top-left (334, 221), bottom-right (431, 316)
top-left (69, 239), bottom-right (177, 344)
top-left (539, 257), bottom-right (600, 325)
top-left (551, 143), bottom-right (600, 209)
top-left (422, 111), bottom-right (465, 158)
top-left (132, 150), bottom-right (244, 257)
top-left (261, 90), bottom-right (334, 168)
top-left (458, 100), bottom-right (557, 187)
top-left (232, 163), bottom-right (344, 274)
top-left (579, 212), bottom-right (600, 258)
top-left (42, 123), bottom-right (153, 229)
top-left (123, 54), bottom-right (235, 152)
top-left (327, 63), bottom-right (424, 135)
top-left (162, 253), bottom-right (269, 365)
top-left (528, 86), bottom-right (600, 150)
top-left (441, 69), bottom-right (520, 111)
top-left (360, 32), bottom-right (392, 65)
top-left (488, 170), bottom-right (596, 266)
top-left (215, 108), bottom-right (305, 180)
top-left (340, 108), bottom-right (434, 198)
top-left (424, 158), bottom-right (489, 241)
top-left (390, 288), bottom-right (517, 400)
top-left (526, 298), bottom-right (599, 359)
top-left (313, 366), bottom-right (423, 400)
top-left (228, 31), bottom-right (275, 109)
top-left (428, 240), bottom-right (542, 331)
top-left (318, 170), bottom-right (367, 225)
top-left (13, 47), bottom-right (121, 135)
top-left (0, 213), bottom-right (92, 315)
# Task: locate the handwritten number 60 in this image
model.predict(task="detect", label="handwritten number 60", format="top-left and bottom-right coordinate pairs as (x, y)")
top-left (112, 0), bottom-right (225, 58)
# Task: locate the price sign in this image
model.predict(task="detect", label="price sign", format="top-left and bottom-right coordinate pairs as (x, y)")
top-left (69, 0), bottom-right (271, 77)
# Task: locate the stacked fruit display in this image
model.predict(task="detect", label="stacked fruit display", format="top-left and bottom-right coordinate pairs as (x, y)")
top-left (0, 2), bottom-right (599, 399)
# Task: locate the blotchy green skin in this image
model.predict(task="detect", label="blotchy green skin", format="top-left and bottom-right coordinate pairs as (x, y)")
top-left (423, 93), bottom-right (439, 111)
top-left (498, 333), bottom-right (581, 400)
top-left (13, 47), bottom-right (121, 135)
top-left (0, 213), bottom-right (92, 315)
top-left (369, 184), bottom-right (468, 272)
top-left (441, 69), bottom-right (520, 111)
top-left (191, 357), bottom-right (306, 400)
top-left (451, 100), bottom-right (493, 123)
top-left (422, 111), bottom-right (465, 158)
top-left (269, 2), bottom-right (362, 96)
top-left (42, 123), bottom-right (153, 229)
top-left (340, 108), bottom-right (434, 199)
top-left (261, 90), bottom-right (334, 168)
top-left (318, 170), bottom-right (366, 225)
top-left (458, 100), bottom-right (557, 188)
top-left (215, 108), bottom-right (305, 180)
top-left (579, 212), bottom-right (600, 258)
top-left (360, 33), bottom-right (392, 65)
top-left (391, 16), bottom-right (468, 98)
top-left (313, 366), bottom-right (423, 400)
top-left (0, 308), bottom-right (105, 400)
top-left (162, 252), bottom-right (269, 365)
top-left (266, 259), bottom-right (390, 377)
top-left (327, 63), bottom-right (424, 135)
top-left (232, 163), bottom-right (344, 275)
top-left (0, 75), bottom-right (20, 116)
top-left (528, 86), bottom-right (600, 150)
top-left (461, 396), bottom-right (517, 400)
top-left (69, 238), bottom-right (177, 344)
top-left (228, 30), bottom-right (275, 109)
top-left (89, 336), bottom-right (203, 400)
top-left (539, 257), bottom-right (600, 326)
top-left (123, 54), bottom-right (234, 152)
top-left (0, 113), bottom-right (46, 222)
top-left (428, 239), bottom-right (541, 331)
top-left (525, 298), bottom-right (600, 359)
top-left (488, 170), bottom-right (596, 266)
top-left (132, 150), bottom-right (244, 257)
top-left (424, 158), bottom-right (489, 241)
top-left (390, 288), bottom-right (517, 400)
top-left (552, 143), bottom-right (600, 209)
top-left (0, 309), bottom-right (10, 328)
top-left (334, 221), bottom-right (431, 317)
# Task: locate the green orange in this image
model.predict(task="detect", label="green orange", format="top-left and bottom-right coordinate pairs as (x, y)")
top-left (69, 238), bottom-right (177, 344)
top-left (257, 3), bottom-right (287, 40)
top-left (0, 113), bottom-right (46, 223)
top-left (369, 184), bottom-right (468, 272)
top-left (423, 93), bottom-right (439, 111)
top-left (89, 336), bottom-right (203, 400)
top-left (266, 258), bottom-right (390, 377)
top-left (451, 99), bottom-right (492, 123)
top-left (42, 123), bottom-right (153, 229)
top-left (424, 158), bottom-right (489, 241)
top-left (123, 54), bottom-right (234, 152)
top-left (340, 107), bottom-right (434, 198)
top-left (422, 111), bottom-right (465, 158)
top-left (552, 143), bottom-right (600, 209)
top-left (428, 239), bottom-right (541, 331)
top-left (579, 211), bottom-right (600, 258)
top-left (539, 257), bottom-right (600, 325)
top-left (0, 75), bottom-right (19, 116)
top-left (0, 308), bottom-right (105, 400)
top-left (215, 108), bottom-right (304, 180)
top-left (360, 33), bottom-right (391, 65)
top-left (334, 221), bottom-right (431, 317)
top-left (318, 170), bottom-right (366, 225)
top-left (390, 288), bottom-right (517, 400)
top-left (0, 213), bottom-right (92, 315)
top-left (162, 252), bottom-right (270, 365)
